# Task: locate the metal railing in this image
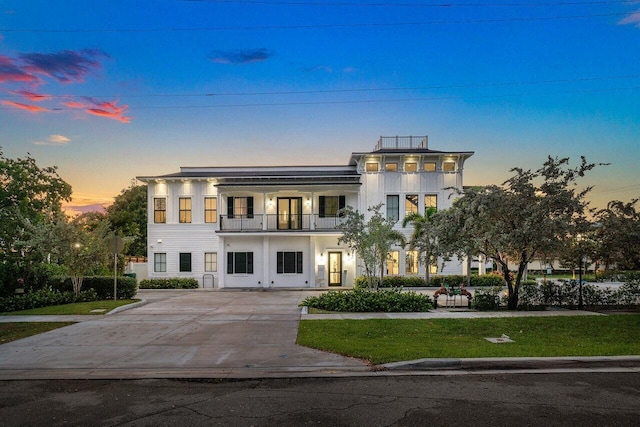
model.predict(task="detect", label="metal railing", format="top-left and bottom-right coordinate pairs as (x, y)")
top-left (219, 214), bottom-right (346, 232)
top-left (375, 135), bottom-right (428, 151)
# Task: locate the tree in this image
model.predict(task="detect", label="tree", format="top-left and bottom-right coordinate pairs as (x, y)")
top-left (593, 199), bottom-right (640, 271)
top-left (0, 148), bottom-right (72, 290)
top-left (337, 204), bottom-right (405, 288)
top-left (106, 184), bottom-right (147, 256)
top-left (402, 207), bottom-right (443, 286)
top-left (441, 156), bottom-right (598, 309)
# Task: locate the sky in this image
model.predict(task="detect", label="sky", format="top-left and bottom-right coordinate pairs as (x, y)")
top-left (1, 0), bottom-right (639, 214)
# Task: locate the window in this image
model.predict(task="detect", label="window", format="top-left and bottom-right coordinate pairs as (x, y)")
top-left (204, 197), bottom-right (217, 223)
top-left (179, 253), bottom-right (192, 272)
top-left (204, 252), bottom-right (217, 272)
top-left (443, 161), bottom-right (456, 172)
top-left (319, 195), bottom-right (345, 217)
top-left (227, 252), bottom-right (254, 274)
top-left (227, 196), bottom-right (254, 219)
top-left (406, 250), bottom-right (419, 275)
top-left (365, 162), bottom-right (379, 172)
top-left (430, 263), bottom-right (438, 274)
top-left (386, 195), bottom-right (399, 222)
top-left (277, 251), bottom-right (303, 274)
top-left (405, 194), bottom-right (418, 216)
top-left (154, 198), bottom-right (166, 223)
top-left (179, 198), bottom-right (192, 223)
top-left (385, 162), bottom-right (398, 172)
top-left (424, 162), bottom-right (436, 172)
top-left (425, 195), bottom-right (438, 213)
top-left (404, 162), bottom-right (417, 172)
top-left (386, 251), bottom-right (399, 275)
top-left (154, 253), bottom-right (166, 272)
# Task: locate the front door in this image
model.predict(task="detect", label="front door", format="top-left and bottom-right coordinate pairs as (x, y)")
top-left (328, 252), bottom-right (342, 286)
top-left (277, 197), bottom-right (302, 230)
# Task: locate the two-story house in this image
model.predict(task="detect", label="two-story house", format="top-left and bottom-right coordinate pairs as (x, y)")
top-left (137, 136), bottom-right (473, 288)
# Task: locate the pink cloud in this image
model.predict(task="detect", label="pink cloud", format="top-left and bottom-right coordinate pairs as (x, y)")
top-left (0, 55), bottom-right (39, 83)
top-left (1, 100), bottom-right (48, 113)
top-left (19, 49), bottom-right (109, 84)
top-left (619, 11), bottom-right (640, 28)
top-left (62, 100), bottom-right (86, 108)
top-left (8, 90), bottom-right (50, 101)
top-left (65, 96), bottom-right (131, 123)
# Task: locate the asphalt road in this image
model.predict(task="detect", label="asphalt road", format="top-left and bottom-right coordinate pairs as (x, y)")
top-left (1, 372), bottom-right (639, 426)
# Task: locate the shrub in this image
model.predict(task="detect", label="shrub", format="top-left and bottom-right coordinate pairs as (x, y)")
top-left (0, 288), bottom-right (99, 313)
top-left (139, 278), bottom-right (199, 289)
top-left (470, 275), bottom-right (506, 287)
top-left (301, 288), bottom-right (433, 312)
top-left (472, 286), bottom-right (503, 311)
top-left (51, 276), bottom-right (137, 299)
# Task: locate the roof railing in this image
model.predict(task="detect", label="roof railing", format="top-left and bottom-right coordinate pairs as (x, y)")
top-left (375, 136), bottom-right (428, 151)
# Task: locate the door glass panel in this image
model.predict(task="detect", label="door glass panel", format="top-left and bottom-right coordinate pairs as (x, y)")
top-left (278, 198), bottom-right (302, 230)
top-left (329, 252), bottom-right (342, 286)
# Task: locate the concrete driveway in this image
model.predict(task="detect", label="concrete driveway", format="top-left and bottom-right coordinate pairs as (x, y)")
top-left (0, 290), bottom-right (368, 379)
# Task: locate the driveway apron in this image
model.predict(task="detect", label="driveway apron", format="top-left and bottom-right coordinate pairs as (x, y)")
top-left (0, 290), bottom-right (367, 379)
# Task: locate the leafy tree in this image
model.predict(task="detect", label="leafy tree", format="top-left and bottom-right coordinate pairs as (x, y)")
top-left (593, 199), bottom-right (640, 271)
top-left (0, 148), bottom-right (72, 290)
top-left (106, 184), bottom-right (147, 256)
top-left (402, 207), bottom-right (443, 286)
top-left (337, 204), bottom-right (405, 288)
top-left (441, 156), bottom-right (598, 309)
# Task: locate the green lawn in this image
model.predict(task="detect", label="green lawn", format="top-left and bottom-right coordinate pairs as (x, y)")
top-left (1, 299), bottom-right (140, 316)
top-left (297, 315), bottom-right (640, 364)
top-left (0, 322), bottom-right (75, 344)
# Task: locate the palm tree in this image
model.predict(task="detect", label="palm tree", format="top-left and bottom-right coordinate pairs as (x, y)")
top-left (402, 207), bottom-right (440, 286)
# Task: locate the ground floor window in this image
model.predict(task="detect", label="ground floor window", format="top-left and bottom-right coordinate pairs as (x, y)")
top-left (406, 250), bottom-right (419, 275)
top-left (204, 252), bottom-right (217, 272)
top-left (179, 253), bottom-right (192, 272)
top-left (227, 252), bottom-right (254, 274)
top-left (386, 250), bottom-right (400, 275)
top-left (277, 251), bottom-right (303, 274)
top-left (154, 253), bottom-right (166, 272)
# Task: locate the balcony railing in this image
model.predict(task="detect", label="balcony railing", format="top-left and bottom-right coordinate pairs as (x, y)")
top-left (375, 135), bottom-right (428, 151)
top-left (219, 214), bottom-right (346, 232)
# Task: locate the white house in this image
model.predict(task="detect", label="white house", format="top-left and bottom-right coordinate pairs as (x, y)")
top-left (137, 136), bottom-right (474, 288)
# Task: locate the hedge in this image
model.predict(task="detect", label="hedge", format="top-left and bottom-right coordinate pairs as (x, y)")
top-left (300, 288), bottom-right (433, 312)
top-left (51, 276), bottom-right (138, 300)
top-left (354, 274), bottom-right (505, 289)
top-left (0, 288), bottom-right (99, 313)
top-left (139, 278), bottom-right (199, 289)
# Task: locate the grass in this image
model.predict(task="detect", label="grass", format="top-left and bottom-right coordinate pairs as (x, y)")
top-left (0, 322), bottom-right (75, 344)
top-left (297, 315), bottom-right (640, 364)
top-left (1, 299), bottom-right (140, 316)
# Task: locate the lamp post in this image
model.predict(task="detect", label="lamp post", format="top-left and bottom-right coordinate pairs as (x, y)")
top-left (578, 254), bottom-right (584, 310)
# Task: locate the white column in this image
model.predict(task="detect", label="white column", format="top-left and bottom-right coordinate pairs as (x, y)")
top-left (263, 237), bottom-right (270, 288)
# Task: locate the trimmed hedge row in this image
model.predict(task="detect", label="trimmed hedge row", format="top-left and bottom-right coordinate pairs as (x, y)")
top-left (51, 276), bottom-right (137, 300)
top-left (139, 278), bottom-right (199, 289)
top-left (0, 288), bottom-right (99, 313)
top-left (354, 274), bottom-right (505, 289)
top-left (300, 288), bottom-right (433, 312)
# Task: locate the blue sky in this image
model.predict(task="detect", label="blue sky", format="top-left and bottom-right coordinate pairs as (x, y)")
top-left (1, 0), bottom-right (639, 212)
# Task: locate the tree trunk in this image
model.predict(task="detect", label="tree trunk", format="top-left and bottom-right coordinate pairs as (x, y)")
top-left (425, 261), bottom-right (430, 286)
top-left (466, 254), bottom-right (472, 287)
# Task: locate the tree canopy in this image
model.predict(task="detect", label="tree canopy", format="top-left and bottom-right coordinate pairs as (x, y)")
top-left (106, 184), bottom-right (147, 256)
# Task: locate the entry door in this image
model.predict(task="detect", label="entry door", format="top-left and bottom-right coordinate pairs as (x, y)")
top-left (277, 197), bottom-right (302, 230)
top-left (328, 252), bottom-right (342, 286)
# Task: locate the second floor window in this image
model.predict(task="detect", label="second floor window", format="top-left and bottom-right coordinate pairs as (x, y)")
top-left (227, 196), bottom-right (254, 219)
top-left (204, 197), bottom-right (217, 223)
top-left (319, 195), bottom-right (345, 217)
top-left (425, 195), bottom-right (438, 213)
top-left (386, 195), bottom-right (399, 222)
top-left (404, 162), bottom-right (417, 172)
top-left (154, 198), bottom-right (166, 223)
top-left (179, 198), bottom-right (191, 223)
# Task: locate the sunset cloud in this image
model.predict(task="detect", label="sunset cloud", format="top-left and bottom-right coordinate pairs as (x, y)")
top-left (19, 48), bottom-right (109, 84)
top-left (8, 90), bottom-right (50, 101)
top-left (209, 48), bottom-right (274, 64)
top-left (65, 96), bottom-right (131, 123)
top-left (33, 134), bottom-right (70, 146)
top-left (619, 11), bottom-right (640, 28)
top-left (1, 100), bottom-right (48, 113)
top-left (0, 55), bottom-right (39, 83)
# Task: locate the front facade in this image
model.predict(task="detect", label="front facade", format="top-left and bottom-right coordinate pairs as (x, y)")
top-left (137, 136), bottom-right (474, 288)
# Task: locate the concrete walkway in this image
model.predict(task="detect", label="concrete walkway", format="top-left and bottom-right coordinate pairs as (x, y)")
top-left (1, 289), bottom-right (638, 379)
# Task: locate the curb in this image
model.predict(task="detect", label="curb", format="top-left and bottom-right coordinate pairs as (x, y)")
top-left (381, 355), bottom-right (640, 371)
top-left (106, 299), bottom-right (147, 315)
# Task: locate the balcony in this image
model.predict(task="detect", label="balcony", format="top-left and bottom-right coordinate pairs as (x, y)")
top-left (375, 135), bottom-right (428, 151)
top-left (218, 214), bottom-right (346, 232)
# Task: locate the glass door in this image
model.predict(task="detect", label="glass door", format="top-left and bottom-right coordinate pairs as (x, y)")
top-left (277, 197), bottom-right (302, 230)
top-left (328, 252), bottom-right (342, 286)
